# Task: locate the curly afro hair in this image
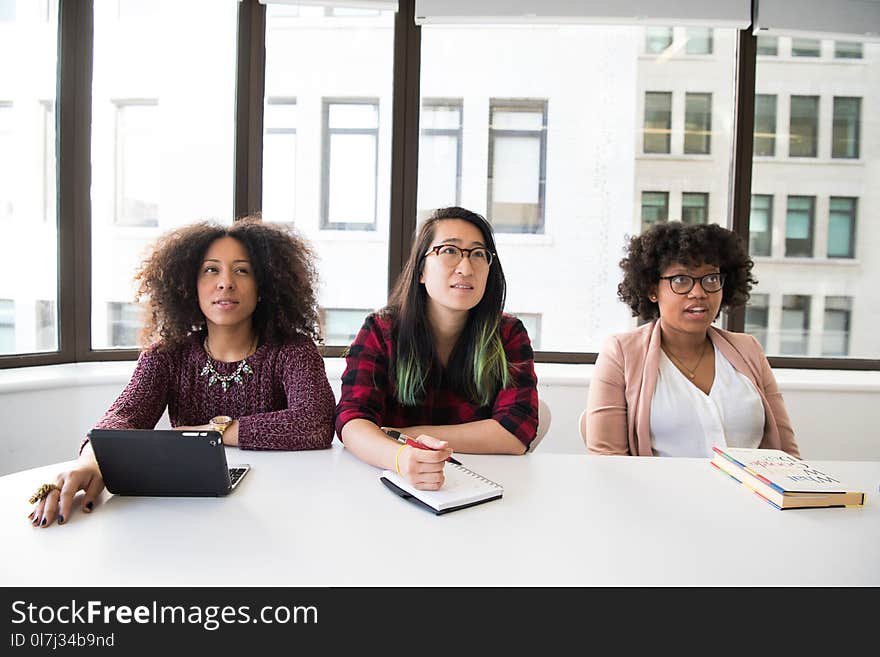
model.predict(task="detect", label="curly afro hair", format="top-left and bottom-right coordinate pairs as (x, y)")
top-left (134, 217), bottom-right (321, 350)
top-left (618, 222), bottom-right (756, 321)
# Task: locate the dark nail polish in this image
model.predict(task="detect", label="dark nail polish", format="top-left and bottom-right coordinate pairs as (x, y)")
top-left (86, 501), bottom-right (93, 510)
top-left (41, 518), bottom-right (47, 526)
top-left (57, 515), bottom-right (64, 525)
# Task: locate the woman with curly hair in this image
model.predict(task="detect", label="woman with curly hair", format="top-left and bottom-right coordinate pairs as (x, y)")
top-left (335, 207), bottom-right (538, 490)
top-left (584, 221), bottom-right (799, 458)
top-left (29, 217), bottom-right (335, 528)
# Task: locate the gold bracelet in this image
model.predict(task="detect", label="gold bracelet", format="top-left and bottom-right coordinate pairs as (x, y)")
top-left (395, 444), bottom-right (406, 475)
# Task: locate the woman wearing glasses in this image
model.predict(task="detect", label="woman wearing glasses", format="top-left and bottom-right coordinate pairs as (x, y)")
top-left (584, 221), bottom-right (799, 458)
top-left (335, 207), bottom-right (538, 489)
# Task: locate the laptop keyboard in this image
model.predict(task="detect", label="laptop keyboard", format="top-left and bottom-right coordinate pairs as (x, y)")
top-left (228, 467), bottom-right (248, 488)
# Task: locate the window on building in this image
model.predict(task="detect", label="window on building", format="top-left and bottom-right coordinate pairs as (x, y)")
top-left (749, 194), bottom-right (773, 257)
top-left (645, 27), bottom-right (672, 54)
top-left (828, 197), bottom-right (857, 259)
top-left (321, 308), bottom-right (371, 347)
top-left (753, 94), bottom-right (776, 157)
top-left (114, 101), bottom-right (159, 226)
top-left (785, 196), bottom-right (814, 257)
top-left (789, 95), bottom-right (818, 157)
top-left (35, 299), bottom-right (56, 352)
top-left (487, 99), bottom-right (547, 233)
top-left (823, 296), bottom-right (852, 356)
top-left (791, 38), bottom-right (821, 57)
top-left (756, 35), bottom-right (778, 56)
top-left (261, 98), bottom-right (297, 224)
top-left (513, 313), bottom-right (542, 350)
top-left (107, 302), bottom-right (141, 348)
top-left (684, 92), bottom-right (711, 154)
top-left (745, 293), bottom-right (769, 350)
top-left (0, 101), bottom-right (12, 222)
top-left (685, 28), bottom-right (713, 55)
top-left (781, 295), bottom-right (810, 355)
top-left (0, 299), bottom-right (14, 354)
top-left (832, 97), bottom-right (861, 159)
top-left (418, 99), bottom-right (463, 221)
top-left (834, 41), bottom-right (863, 59)
top-left (322, 99), bottom-right (380, 230)
top-left (643, 91), bottom-right (672, 154)
top-left (681, 192), bottom-right (708, 225)
top-left (641, 191), bottom-right (669, 231)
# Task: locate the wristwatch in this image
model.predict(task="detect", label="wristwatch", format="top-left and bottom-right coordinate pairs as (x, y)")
top-left (210, 415), bottom-right (233, 438)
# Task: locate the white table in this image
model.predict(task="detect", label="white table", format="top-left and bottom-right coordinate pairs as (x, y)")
top-left (1, 445), bottom-right (878, 586)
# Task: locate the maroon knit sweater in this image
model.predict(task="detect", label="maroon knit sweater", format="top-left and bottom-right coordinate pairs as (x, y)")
top-left (85, 334), bottom-right (336, 451)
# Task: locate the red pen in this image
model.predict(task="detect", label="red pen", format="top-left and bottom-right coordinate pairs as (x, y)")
top-left (404, 435), bottom-right (462, 465)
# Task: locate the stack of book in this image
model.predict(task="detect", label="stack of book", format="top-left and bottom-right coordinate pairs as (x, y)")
top-left (711, 446), bottom-right (866, 510)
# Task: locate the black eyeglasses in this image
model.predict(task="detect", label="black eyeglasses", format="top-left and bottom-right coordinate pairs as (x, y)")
top-left (424, 244), bottom-right (495, 268)
top-left (658, 272), bottom-right (725, 295)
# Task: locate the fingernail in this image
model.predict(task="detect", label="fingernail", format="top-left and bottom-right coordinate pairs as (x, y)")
top-left (57, 515), bottom-right (64, 525)
top-left (86, 501), bottom-right (93, 511)
top-left (41, 518), bottom-right (47, 526)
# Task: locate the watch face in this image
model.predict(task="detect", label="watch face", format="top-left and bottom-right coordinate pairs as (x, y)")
top-left (211, 415), bottom-right (232, 426)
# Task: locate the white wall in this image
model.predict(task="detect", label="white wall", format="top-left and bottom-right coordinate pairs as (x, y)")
top-left (0, 360), bottom-right (878, 476)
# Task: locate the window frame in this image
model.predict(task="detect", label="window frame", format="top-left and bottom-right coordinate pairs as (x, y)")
top-left (1, 0), bottom-right (877, 371)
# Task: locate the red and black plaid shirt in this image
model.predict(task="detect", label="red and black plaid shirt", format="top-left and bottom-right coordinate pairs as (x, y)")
top-left (334, 312), bottom-right (538, 448)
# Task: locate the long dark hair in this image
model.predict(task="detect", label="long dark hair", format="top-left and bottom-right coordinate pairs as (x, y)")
top-left (384, 207), bottom-right (509, 407)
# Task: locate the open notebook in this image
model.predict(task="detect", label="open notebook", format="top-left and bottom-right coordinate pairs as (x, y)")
top-left (380, 462), bottom-right (503, 515)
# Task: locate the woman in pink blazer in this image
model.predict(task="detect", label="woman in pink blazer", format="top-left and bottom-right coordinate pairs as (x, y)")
top-left (585, 222), bottom-right (799, 458)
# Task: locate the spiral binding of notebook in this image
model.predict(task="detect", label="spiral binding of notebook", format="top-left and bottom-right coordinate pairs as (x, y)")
top-left (450, 462), bottom-right (502, 490)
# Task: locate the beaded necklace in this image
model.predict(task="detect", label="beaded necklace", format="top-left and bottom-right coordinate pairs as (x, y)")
top-left (200, 336), bottom-right (257, 392)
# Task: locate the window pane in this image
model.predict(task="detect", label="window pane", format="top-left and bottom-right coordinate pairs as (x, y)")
top-left (0, 3), bottom-right (59, 355)
top-left (645, 27), bottom-right (672, 54)
top-left (90, 0), bottom-right (237, 350)
top-left (419, 24), bottom-right (736, 352)
top-left (684, 92), bottom-right (711, 154)
top-left (791, 38), bottom-right (821, 57)
top-left (644, 91), bottom-right (671, 153)
top-left (418, 100), bottom-right (462, 219)
top-left (822, 296), bottom-right (851, 356)
top-left (265, 4), bottom-right (392, 320)
top-left (685, 28), bottom-right (712, 55)
top-left (789, 96), bottom-right (818, 157)
top-left (641, 191), bottom-right (669, 231)
top-left (752, 37), bottom-right (878, 358)
top-left (832, 97), bottom-right (860, 159)
top-left (834, 41), bottom-right (862, 59)
top-left (756, 36), bottom-right (778, 56)
top-left (322, 308), bottom-right (371, 346)
top-left (781, 295), bottom-right (810, 355)
top-left (749, 194), bottom-right (772, 257)
top-left (107, 301), bottom-right (141, 348)
top-left (753, 94), bottom-right (776, 156)
top-left (681, 192), bottom-right (708, 225)
top-left (745, 293), bottom-right (769, 350)
top-left (827, 197), bottom-right (856, 258)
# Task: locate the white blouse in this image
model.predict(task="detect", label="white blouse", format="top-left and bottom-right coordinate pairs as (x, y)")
top-left (649, 343), bottom-right (765, 458)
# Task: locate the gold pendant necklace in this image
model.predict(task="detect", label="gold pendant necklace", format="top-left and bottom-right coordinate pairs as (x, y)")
top-left (664, 339), bottom-right (709, 379)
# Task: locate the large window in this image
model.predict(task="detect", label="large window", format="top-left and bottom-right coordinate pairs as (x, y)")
top-left (487, 100), bottom-right (547, 233)
top-left (753, 94), bottom-right (776, 157)
top-left (749, 194), bottom-right (773, 257)
top-left (322, 99), bottom-right (380, 230)
top-left (823, 296), bottom-right (852, 357)
top-left (827, 197), bottom-right (856, 259)
top-left (643, 91), bottom-right (672, 153)
top-left (832, 97), bottom-right (861, 159)
top-left (785, 196), bottom-right (814, 258)
top-left (90, 0), bottom-right (238, 350)
top-left (261, 98), bottom-right (297, 224)
top-left (418, 99), bottom-right (462, 220)
top-left (684, 93), bottom-right (711, 155)
top-left (781, 295), bottom-right (811, 355)
top-left (789, 96), bottom-right (819, 157)
top-left (641, 191), bottom-right (669, 231)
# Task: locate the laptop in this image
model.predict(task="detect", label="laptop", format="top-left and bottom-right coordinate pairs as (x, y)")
top-left (88, 429), bottom-right (250, 497)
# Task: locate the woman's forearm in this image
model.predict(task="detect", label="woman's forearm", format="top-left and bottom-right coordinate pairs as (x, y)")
top-left (396, 419), bottom-right (527, 455)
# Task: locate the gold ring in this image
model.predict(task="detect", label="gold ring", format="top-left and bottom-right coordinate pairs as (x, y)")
top-left (28, 483), bottom-right (59, 505)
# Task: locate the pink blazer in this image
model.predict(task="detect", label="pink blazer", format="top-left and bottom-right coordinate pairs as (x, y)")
top-left (584, 320), bottom-right (800, 458)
